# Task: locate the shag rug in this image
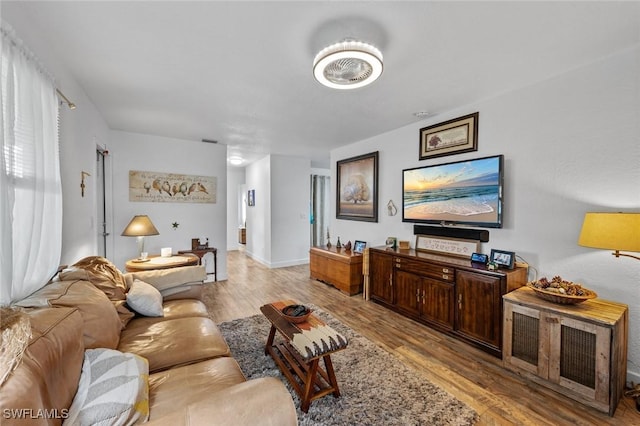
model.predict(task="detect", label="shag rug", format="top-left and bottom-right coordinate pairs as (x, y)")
top-left (218, 308), bottom-right (478, 425)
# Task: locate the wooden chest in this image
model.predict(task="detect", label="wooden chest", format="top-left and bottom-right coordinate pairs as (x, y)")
top-left (309, 247), bottom-right (363, 295)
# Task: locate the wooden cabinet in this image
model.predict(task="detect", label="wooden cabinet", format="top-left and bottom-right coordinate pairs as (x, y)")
top-left (309, 247), bottom-right (363, 295)
top-left (503, 287), bottom-right (628, 416)
top-left (368, 247), bottom-right (526, 357)
top-left (456, 270), bottom-right (503, 350)
top-left (369, 250), bottom-right (394, 304)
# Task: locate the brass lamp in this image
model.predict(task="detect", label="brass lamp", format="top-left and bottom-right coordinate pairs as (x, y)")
top-left (578, 212), bottom-right (640, 261)
top-left (121, 215), bottom-right (159, 259)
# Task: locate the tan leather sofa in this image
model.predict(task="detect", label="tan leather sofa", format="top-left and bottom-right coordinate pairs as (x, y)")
top-left (1, 257), bottom-right (297, 425)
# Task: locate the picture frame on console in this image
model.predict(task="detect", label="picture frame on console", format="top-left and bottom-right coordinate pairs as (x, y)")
top-left (490, 249), bottom-right (515, 269)
top-left (419, 112), bottom-right (479, 160)
top-left (336, 151), bottom-right (379, 222)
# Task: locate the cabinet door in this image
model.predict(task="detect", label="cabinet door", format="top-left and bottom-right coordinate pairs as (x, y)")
top-left (456, 270), bottom-right (503, 349)
top-left (369, 251), bottom-right (394, 304)
top-left (422, 278), bottom-right (454, 329)
top-left (394, 269), bottom-right (422, 316)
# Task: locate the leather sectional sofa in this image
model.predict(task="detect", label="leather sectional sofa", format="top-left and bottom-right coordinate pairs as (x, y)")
top-left (0, 256), bottom-right (297, 425)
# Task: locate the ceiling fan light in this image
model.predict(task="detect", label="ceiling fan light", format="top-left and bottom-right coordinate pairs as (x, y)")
top-left (313, 40), bottom-right (383, 90)
top-left (229, 156), bottom-right (243, 166)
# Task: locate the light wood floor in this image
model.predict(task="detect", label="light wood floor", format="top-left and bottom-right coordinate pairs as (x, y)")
top-left (207, 250), bottom-right (639, 425)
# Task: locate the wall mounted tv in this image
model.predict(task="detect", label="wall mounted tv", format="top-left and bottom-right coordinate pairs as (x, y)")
top-left (402, 155), bottom-right (503, 228)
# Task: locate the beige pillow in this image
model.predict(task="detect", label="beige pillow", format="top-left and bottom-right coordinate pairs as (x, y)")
top-left (126, 280), bottom-right (164, 317)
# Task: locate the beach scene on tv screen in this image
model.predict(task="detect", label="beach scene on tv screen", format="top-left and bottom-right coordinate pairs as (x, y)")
top-left (404, 157), bottom-right (501, 224)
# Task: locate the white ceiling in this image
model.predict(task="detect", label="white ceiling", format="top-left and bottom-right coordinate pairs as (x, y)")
top-left (5, 1), bottom-right (639, 168)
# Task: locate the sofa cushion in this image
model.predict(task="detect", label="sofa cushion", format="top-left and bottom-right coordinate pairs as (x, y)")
top-left (64, 348), bottom-right (149, 426)
top-left (59, 256), bottom-right (134, 326)
top-left (125, 299), bottom-right (209, 332)
top-left (148, 357), bottom-right (245, 420)
top-left (14, 280), bottom-right (122, 349)
top-left (117, 317), bottom-right (230, 373)
top-left (126, 280), bottom-right (163, 317)
top-left (0, 308), bottom-right (84, 425)
top-left (124, 266), bottom-right (205, 300)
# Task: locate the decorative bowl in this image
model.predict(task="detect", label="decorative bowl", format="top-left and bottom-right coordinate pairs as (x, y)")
top-left (281, 304), bottom-right (312, 323)
top-left (527, 284), bottom-right (597, 305)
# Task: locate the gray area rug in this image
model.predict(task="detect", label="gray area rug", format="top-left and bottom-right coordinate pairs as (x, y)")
top-left (218, 308), bottom-right (478, 425)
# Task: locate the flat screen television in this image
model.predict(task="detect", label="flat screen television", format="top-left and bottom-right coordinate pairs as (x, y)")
top-left (402, 154), bottom-right (503, 228)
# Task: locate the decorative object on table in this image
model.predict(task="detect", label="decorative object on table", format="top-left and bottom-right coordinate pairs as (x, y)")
top-left (471, 252), bottom-right (488, 265)
top-left (353, 240), bottom-right (367, 254)
top-left (487, 261), bottom-right (498, 271)
top-left (191, 237), bottom-right (209, 250)
top-left (578, 212), bottom-right (640, 261)
top-left (416, 235), bottom-right (478, 258)
top-left (336, 237), bottom-right (342, 249)
top-left (80, 171), bottom-right (90, 197)
top-left (385, 237), bottom-right (397, 250)
top-left (336, 151), bottom-right (378, 222)
top-left (129, 170), bottom-right (216, 203)
top-left (527, 276), bottom-right (597, 304)
top-left (280, 304), bottom-right (312, 324)
top-left (160, 247), bottom-right (172, 258)
top-left (121, 215), bottom-right (159, 259)
top-left (419, 112), bottom-right (478, 160)
top-left (247, 189), bottom-right (255, 206)
top-left (398, 240), bottom-right (410, 250)
top-left (344, 240), bottom-right (352, 251)
top-left (489, 249), bottom-right (515, 269)
top-left (326, 229), bottom-right (331, 248)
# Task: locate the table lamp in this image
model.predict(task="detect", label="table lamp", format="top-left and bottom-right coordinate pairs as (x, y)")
top-left (121, 215), bottom-right (159, 259)
top-left (578, 212), bottom-right (640, 261)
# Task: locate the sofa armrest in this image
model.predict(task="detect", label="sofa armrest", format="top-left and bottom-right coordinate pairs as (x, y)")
top-left (146, 378), bottom-right (297, 426)
top-left (124, 266), bottom-right (206, 300)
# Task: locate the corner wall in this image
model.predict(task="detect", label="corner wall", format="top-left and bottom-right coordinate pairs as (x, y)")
top-left (330, 46), bottom-right (640, 382)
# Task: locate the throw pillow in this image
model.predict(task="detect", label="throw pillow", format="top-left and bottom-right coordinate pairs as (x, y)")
top-left (126, 279), bottom-right (164, 317)
top-left (64, 348), bottom-right (149, 426)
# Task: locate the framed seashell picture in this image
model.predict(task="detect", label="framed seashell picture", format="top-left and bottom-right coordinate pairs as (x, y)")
top-left (336, 151), bottom-right (378, 222)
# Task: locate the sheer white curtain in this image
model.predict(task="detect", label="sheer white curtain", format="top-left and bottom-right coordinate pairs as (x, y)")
top-left (1, 22), bottom-right (62, 305)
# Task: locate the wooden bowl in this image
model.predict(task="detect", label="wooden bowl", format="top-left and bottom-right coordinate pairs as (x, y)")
top-left (281, 305), bottom-right (312, 323)
top-left (528, 285), bottom-right (597, 305)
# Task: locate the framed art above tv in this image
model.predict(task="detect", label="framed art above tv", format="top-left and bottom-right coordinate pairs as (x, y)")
top-left (402, 155), bottom-right (504, 228)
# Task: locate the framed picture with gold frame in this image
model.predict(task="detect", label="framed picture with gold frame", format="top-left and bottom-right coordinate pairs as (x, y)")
top-left (419, 112), bottom-right (479, 160)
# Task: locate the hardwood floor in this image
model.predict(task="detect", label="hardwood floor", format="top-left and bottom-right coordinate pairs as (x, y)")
top-left (207, 250), bottom-right (639, 425)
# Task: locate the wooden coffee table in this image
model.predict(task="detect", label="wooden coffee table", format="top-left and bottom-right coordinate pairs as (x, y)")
top-left (260, 300), bottom-right (348, 412)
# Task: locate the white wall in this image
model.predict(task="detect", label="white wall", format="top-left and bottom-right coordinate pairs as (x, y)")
top-left (226, 167), bottom-right (246, 251)
top-left (270, 155), bottom-right (311, 267)
top-left (109, 131), bottom-right (228, 280)
top-left (330, 46), bottom-right (640, 383)
top-left (245, 155), bottom-right (311, 267)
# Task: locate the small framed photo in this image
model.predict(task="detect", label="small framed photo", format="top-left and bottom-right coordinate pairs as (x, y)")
top-left (353, 240), bottom-right (367, 254)
top-left (490, 249), bottom-right (515, 269)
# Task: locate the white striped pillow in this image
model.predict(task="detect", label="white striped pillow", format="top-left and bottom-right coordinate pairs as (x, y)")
top-left (64, 349), bottom-right (149, 426)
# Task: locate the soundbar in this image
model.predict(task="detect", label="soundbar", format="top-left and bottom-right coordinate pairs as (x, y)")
top-left (413, 225), bottom-right (490, 242)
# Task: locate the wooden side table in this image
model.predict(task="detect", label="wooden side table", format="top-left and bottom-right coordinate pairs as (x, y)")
top-left (125, 254), bottom-right (199, 272)
top-left (177, 248), bottom-right (217, 281)
top-left (260, 299), bottom-right (348, 412)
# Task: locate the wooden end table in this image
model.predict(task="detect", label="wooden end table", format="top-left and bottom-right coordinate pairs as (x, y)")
top-left (125, 254), bottom-right (199, 272)
top-left (260, 300), bottom-right (348, 412)
top-left (177, 247), bottom-right (217, 281)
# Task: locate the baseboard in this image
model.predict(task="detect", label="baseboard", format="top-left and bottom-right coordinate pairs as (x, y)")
top-left (242, 251), bottom-right (308, 269)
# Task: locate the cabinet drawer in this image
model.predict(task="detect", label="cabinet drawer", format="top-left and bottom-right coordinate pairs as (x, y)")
top-left (393, 257), bottom-right (454, 281)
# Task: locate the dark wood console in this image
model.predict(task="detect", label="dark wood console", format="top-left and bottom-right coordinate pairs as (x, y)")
top-left (368, 247), bottom-right (527, 357)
